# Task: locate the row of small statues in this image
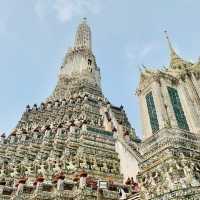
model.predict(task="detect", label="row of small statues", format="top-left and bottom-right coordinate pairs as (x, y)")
top-left (139, 159), bottom-right (200, 198)
top-left (0, 171), bottom-right (139, 199)
top-left (0, 151), bottom-right (119, 180)
top-left (7, 103), bottom-right (128, 145)
top-left (25, 92), bottom-right (108, 112)
top-left (3, 118), bottom-right (103, 145)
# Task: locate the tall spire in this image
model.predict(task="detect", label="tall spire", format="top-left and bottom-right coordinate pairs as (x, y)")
top-left (164, 30), bottom-right (179, 58)
top-left (164, 30), bottom-right (191, 70)
top-left (53, 18), bottom-right (101, 100)
top-left (74, 17), bottom-right (92, 50)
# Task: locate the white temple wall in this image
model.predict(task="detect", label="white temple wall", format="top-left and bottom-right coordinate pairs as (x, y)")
top-left (115, 141), bottom-right (139, 182)
top-left (178, 81), bottom-right (200, 133)
top-left (192, 74), bottom-right (200, 97)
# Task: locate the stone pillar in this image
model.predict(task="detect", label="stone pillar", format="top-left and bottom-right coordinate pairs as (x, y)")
top-left (191, 73), bottom-right (200, 98)
top-left (184, 77), bottom-right (200, 132)
top-left (139, 94), bottom-right (152, 139)
top-left (186, 77), bottom-right (200, 118)
top-left (160, 80), bottom-right (178, 128)
top-left (152, 80), bottom-right (169, 129)
top-left (178, 81), bottom-right (200, 133)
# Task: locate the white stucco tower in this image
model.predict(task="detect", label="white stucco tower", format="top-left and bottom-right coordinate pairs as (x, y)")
top-left (136, 32), bottom-right (200, 200)
top-left (137, 31), bottom-right (200, 140)
top-left (59, 18), bottom-right (101, 88)
top-left (74, 17), bottom-right (92, 50)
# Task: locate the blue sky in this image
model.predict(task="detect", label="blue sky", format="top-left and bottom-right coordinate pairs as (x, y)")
top-left (0, 0), bottom-right (200, 138)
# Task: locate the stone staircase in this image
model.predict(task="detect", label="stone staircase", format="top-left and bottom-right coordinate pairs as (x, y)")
top-left (108, 107), bottom-right (142, 162)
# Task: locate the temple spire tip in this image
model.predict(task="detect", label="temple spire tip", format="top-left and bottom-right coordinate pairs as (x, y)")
top-left (164, 30), bottom-right (176, 55)
top-left (81, 17), bottom-right (87, 24)
top-left (74, 17), bottom-right (92, 50)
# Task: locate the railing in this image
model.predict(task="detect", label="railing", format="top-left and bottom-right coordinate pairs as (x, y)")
top-left (87, 126), bottom-right (113, 137)
top-left (116, 134), bottom-right (143, 162)
top-left (127, 192), bottom-right (140, 199)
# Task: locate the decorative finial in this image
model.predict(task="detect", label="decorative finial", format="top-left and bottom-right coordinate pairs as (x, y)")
top-left (164, 30), bottom-right (175, 55)
top-left (74, 17), bottom-right (92, 50)
top-left (82, 17), bottom-right (87, 22)
top-left (142, 64), bottom-right (147, 70)
top-left (138, 65), bottom-right (142, 73)
top-left (164, 30), bottom-right (189, 69)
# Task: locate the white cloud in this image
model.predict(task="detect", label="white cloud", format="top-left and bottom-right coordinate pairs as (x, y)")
top-left (34, 0), bottom-right (101, 23)
top-left (125, 42), bottom-right (156, 66)
top-left (140, 45), bottom-right (154, 58)
top-left (53, 0), bottom-right (75, 23)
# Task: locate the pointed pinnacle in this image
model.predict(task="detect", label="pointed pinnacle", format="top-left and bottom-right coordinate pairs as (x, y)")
top-left (137, 65), bottom-right (142, 73)
top-left (82, 17), bottom-right (87, 22)
top-left (164, 30), bottom-right (176, 56)
top-left (142, 64), bottom-right (147, 70)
